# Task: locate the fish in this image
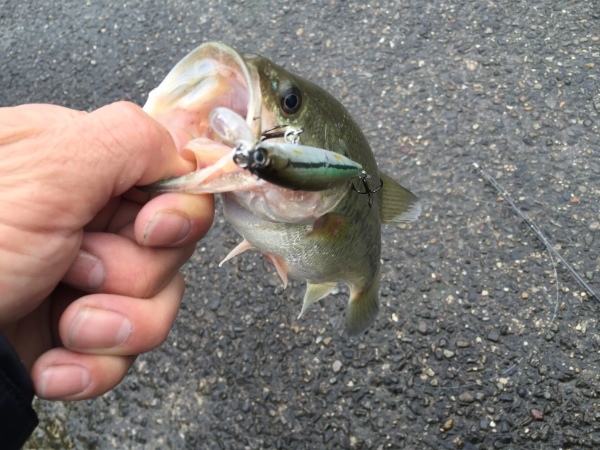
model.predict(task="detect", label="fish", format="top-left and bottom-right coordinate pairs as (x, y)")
top-left (142, 42), bottom-right (421, 335)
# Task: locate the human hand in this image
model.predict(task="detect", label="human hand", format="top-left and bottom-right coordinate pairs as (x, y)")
top-left (0, 102), bottom-right (213, 400)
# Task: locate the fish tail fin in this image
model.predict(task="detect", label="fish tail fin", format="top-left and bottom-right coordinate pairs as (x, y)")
top-left (347, 272), bottom-right (380, 336)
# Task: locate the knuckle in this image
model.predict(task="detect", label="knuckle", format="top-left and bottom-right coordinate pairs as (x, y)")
top-left (95, 101), bottom-right (160, 153)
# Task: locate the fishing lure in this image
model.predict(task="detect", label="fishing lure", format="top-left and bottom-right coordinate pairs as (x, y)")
top-left (210, 107), bottom-right (367, 192)
top-left (233, 140), bottom-right (365, 191)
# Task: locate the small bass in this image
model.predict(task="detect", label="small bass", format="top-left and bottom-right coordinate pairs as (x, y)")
top-left (143, 42), bottom-right (421, 335)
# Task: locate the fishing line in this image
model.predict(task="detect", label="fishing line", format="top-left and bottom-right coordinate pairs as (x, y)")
top-left (472, 162), bottom-right (598, 304)
top-left (437, 162), bottom-right (586, 391)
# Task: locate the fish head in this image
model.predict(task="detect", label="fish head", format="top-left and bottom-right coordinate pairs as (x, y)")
top-left (143, 42), bottom-right (356, 223)
top-left (245, 53), bottom-right (379, 176)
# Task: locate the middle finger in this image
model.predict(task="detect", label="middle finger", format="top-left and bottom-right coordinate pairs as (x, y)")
top-left (62, 231), bottom-right (196, 298)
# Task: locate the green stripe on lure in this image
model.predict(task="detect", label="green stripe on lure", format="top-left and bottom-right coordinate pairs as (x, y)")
top-left (142, 42), bottom-right (421, 336)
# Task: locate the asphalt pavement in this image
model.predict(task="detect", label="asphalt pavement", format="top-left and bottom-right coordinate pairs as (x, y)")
top-left (1, 0), bottom-right (599, 448)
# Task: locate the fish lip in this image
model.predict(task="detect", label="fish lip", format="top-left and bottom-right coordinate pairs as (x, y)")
top-left (144, 41), bottom-right (263, 140)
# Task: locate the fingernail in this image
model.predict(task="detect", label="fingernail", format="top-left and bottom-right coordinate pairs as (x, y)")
top-left (38, 365), bottom-right (90, 399)
top-left (68, 307), bottom-right (132, 350)
top-left (63, 250), bottom-right (105, 291)
top-left (143, 211), bottom-right (192, 246)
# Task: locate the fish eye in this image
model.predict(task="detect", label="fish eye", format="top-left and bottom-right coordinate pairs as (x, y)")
top-left (280, 87), bottom-right (302, 115)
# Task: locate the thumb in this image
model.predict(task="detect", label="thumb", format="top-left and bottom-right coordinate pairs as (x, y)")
top-left (41, 102), bottom-right (196, 229)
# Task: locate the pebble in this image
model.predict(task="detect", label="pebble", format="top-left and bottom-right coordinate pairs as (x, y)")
top-left (531, 408), bottom-right (544, 420)
top-left (458, 392), bottom-right (475, 403)
top-left (589, 222), bottom-right (600, 232)
top-left (417, 320), bottom-right (428, 334)
top-left (443, 349), bottom-right (455, 358)
top-left (540, 424), bottom-right (551, 441)
top-left (332, 360), bottom-right (342, 373)
top-left (545, 98), bottom-right (557, 108)
top-left (456, 339), bottom-right (470, 348)
top-left (487, 330), bottom-right (500, 342)
top-left (443, 419), bottom-right (454, 430)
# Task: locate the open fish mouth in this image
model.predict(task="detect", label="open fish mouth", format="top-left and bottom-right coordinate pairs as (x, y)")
top-left (142, 42), bottom-right (263, 193)
top-left (145, 42), bottom-right (262, 144)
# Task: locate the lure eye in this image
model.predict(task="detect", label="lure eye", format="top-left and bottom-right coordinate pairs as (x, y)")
top-left (252, 147), bottom-right (269, 168)
top-left (280, 87), bottom-right (302, 115)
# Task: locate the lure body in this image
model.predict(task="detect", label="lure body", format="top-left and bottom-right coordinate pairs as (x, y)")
top-left (233, 141), bottom-right (364, 191)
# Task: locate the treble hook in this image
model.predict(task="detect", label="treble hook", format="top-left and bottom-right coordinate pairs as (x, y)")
top-left (260, 125), bottom-right (287, 141)
top-left (352, 171), bottom-right (383, 207)
top-left (261, 125), bottom-right (303, 143)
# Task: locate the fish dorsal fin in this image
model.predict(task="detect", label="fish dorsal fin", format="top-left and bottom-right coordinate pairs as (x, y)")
top-left (298, 282), bottom-right (337, 319)
top-left (379, 173), bottom-right (421, 224)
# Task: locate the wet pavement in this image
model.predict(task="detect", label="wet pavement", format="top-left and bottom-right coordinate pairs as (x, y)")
top-left (2, 0), bottom-right (599, 448)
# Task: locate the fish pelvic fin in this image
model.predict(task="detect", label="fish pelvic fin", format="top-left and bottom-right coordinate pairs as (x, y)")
top-left (263, 253), bottom-right (289, 288)
top-left (219, 239), bottom-right (255, 266)
top-left (379, 173), bottom-right (421, 224)
top-left (347, 272), bottom-right (381, 336)
top-left (298, 282), bottom-right (337, 319)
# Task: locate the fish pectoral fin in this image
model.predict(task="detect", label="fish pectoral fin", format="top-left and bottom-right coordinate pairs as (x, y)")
top-left (263, 253), bottom-right (289, 288)
top-left (219, 240), bottom-right (255, 267)
top-left (298, 282), bottom-right (337, 319)
top-left (307, 212), bottom-right (351, 239)
top-left (347, 275), bottom-right (380, 336)
top-left (379, 173), bottom-right (421, 224)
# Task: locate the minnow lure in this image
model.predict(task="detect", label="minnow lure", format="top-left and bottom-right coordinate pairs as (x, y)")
top-left (211, 106), bottom-right (365, 192)
top-left (233, 141), bottom-right (365, 191)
